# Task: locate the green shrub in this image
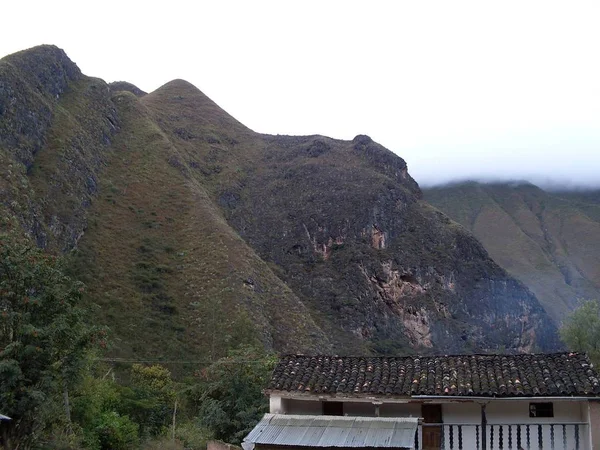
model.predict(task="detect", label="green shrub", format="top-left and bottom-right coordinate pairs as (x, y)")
top-left (174, 422), bottom-right (212, 449)
top-left (95, 411), bottom-right (139, 450)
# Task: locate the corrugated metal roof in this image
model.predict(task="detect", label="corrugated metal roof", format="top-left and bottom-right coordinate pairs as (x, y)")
top-left (245, 414), bottom-right (417, 449)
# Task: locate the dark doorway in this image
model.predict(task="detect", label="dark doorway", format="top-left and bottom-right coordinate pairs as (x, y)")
top-left (322, 401), bottom-right (343, 416)
top-left (422, 404), bottom-right (442, 450)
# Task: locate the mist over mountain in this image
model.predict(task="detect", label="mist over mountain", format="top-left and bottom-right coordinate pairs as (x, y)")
top-left (0, 45), bottom-right (565, 363)
top-left (409, 129), bottom-right (600, 190)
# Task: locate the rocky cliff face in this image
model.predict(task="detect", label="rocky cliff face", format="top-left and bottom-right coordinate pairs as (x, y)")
top-left (143, 84), bottom-right (560, 354)
top-left (0, 46), bottom-right (561, 361)
top-left (0, 45), bottom-right (119, 250)
top-left (213, 135), bottom-right (558, 353)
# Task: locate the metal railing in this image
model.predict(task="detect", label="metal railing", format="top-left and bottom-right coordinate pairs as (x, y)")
top-left (414, 422), bottom-right (588, 450)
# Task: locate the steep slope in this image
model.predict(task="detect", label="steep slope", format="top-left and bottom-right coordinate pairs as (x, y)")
top-left (0, 46), bottom-right (331, 364)
top-left (0, 45), bottom-right (118, 251)
top-left (142, 83), bottom-right (559, 353)
top-left (1, 45), bottom-right (561, 361)
top-left (424, 182), bottom-right (600, 323)
top-left (554, 189), bottom-right (600, 221)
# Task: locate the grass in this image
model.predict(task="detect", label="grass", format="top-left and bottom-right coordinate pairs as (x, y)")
top-left (65, 89), bottom-right (334, 371)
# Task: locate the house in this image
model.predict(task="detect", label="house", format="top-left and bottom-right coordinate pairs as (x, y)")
top-left (244, 353), bottom-right (600, 450)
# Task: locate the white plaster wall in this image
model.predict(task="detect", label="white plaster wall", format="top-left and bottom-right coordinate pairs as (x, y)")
top-left (486, 399), bottom-right (583, 423)
top-left (271, 397), bottom-right (591, 449)
top-left (269, 396), bottom-right (283, 414)
top-left (587, 400), bottom-right (600, 450)
top-left (440, 403), bottom-right (481, 448)
top-left (441, 400), bottom-right (589, 450)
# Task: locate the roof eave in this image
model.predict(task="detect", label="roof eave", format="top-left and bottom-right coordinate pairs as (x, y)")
top-left (266, 390), bottom-right (600, 401)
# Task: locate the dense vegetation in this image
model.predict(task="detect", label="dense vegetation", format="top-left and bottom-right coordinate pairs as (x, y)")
top-left (0, 230), bottom-right (274, 449)
top-left (559, 299), bottom-right (600, 367)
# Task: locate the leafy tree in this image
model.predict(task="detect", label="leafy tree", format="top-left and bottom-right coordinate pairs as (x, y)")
top-left (560, 299), bottom-right (600, 366)
top-left (123, 364), bottom-right (176, 438)
top-left (93, 411), bottom-right (139, 450)
top-left (0, 231), bottom-right (99, 449)
top-left (71, 366), bottom-right (126, 449)
top-left (191, 346), bottom-right (276, 444)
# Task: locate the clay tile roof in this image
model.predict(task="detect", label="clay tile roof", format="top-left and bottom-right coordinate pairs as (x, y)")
top-left (268, 353), bottom-right (600, 398)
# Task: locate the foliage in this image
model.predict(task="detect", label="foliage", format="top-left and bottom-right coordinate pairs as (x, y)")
top-left (71, 362), bottom-right (178, 447)
top-left (0, 231), bottom-right (98, 448)
top-left (190, 346), bottom-right (276, 445)
top-left (122, 364), bottom-right (176, 438)
top-left (93, 411), bottom-right (139, 450)
top-left (0, 234), bottom-right (273, 449)
top-left (71, 368), bottom-right (124, 448)
top-left (560, 299), bottom-right (600, 366)
top-left (173, 421), bottom-right (212, 450)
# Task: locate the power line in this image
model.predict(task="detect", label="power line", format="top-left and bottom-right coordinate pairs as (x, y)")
top-left (94, 357), bottom-right (272, 365)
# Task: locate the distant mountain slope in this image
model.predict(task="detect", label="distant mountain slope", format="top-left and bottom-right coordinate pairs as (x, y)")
top-left (0, 46), bottom-right (561, 361)
top-left (424, 182), bottom-right (600, 322)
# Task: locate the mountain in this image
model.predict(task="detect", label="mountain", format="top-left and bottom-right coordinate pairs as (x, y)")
top-left (424, 182), bottom-right (600, 323)
top-left (0, 45), bottom-right (561, 364)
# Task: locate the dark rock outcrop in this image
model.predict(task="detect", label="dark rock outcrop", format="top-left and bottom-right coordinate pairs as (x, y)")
top-left (0, 45), bottom-right (118, 250)
top-left (210, 135), bottom-right (559, 353)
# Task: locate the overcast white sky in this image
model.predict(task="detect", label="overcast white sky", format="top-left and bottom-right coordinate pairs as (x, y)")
top-left (2, 1), bottom-right (599, 188)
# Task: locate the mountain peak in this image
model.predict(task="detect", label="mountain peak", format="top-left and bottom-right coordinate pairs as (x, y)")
top-left (1, 44), bottom-right (81, 99)
top-left (109, 81), bottom-right (146, 97)
top-left (143, 78), bottom-right (251, 134)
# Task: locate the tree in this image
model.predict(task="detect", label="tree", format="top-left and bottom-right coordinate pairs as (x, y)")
top-left (191, 346), bottom-right (276, 444)
top-left (124, 364), bottom-right (176, 438)
top-left (560, 299), bottom-right (600, 366)
top-left (0, 231), bottom-right (98, 449)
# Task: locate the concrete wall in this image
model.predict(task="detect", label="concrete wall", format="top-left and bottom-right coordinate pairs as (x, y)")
top-left (588, 400), bottom-right (600, 450)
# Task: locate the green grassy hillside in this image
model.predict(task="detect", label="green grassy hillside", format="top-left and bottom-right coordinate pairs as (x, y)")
top-left (65, 89), bottom-right (334, 362)
top-left (425, 182), bottom-right (600, 323)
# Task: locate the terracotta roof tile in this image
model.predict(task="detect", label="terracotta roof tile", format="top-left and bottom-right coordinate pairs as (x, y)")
top-left (268, 353), bottom-right (600, 397)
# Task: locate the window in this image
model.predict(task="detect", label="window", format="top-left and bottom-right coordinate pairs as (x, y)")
top-left (322, 401), bottom-right (344, 416)
top-left (529, 402), bottom-right (554, 418)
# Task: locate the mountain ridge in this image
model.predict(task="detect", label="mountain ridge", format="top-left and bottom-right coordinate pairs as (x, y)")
top-left (0, 45), bottom-right (561, 364)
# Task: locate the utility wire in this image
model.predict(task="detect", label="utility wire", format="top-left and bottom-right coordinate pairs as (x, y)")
top-left (94, 357), bottom-right (272, 364)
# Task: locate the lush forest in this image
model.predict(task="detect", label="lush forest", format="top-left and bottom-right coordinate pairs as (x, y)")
top-left (0, 229), bottom-right (274, 450)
